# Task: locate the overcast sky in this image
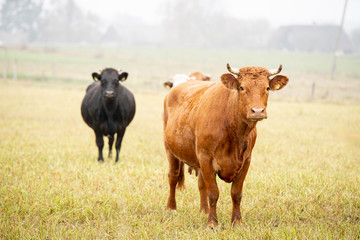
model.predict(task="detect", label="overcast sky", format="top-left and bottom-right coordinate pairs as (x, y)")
top-left (70, 0), bottom-right (360, 32)
top-left (1, 0), bottom-right (358, 32)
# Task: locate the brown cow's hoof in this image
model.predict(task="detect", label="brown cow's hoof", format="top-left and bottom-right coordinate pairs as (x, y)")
top-left (199, 207), bottom-right (209, 214)
top-left (167, 209), bottom-right (177, 214)
top-left (166, 199), bottom-right (177, 211)
top-left (231, 218), bottom-right (243, 228)
top-left (207, 220), bottom-right (218, 229)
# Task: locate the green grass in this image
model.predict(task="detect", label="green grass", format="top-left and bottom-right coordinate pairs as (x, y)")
top-left (0, 79), bottom-right (359, 239)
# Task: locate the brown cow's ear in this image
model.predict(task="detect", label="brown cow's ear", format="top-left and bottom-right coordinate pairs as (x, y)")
top-left (92, 73), bottom-right (101, 82)
top-left (163, 81), bottom-right (173, 89)
top-left (269, 75), bottom-right (289, 91)
top-left (221, 73), bottom-right (239, 90)
top-left (119, 72), bottom-right (128, 82)
top-left (203, 75), bottom-right (211, 81)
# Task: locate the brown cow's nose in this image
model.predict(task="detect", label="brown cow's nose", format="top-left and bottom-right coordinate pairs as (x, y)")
top-left (251, 108), bottom-right (265, 114)
top-left (249, 108), bottom-right (266, 121)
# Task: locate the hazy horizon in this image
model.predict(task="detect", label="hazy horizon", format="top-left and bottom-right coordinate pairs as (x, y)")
top-left (70, 0), bottom-right (360, 31)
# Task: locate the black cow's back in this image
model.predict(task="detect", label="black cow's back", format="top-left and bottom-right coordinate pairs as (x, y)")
top-left (81, 82), bottom-right (135, 132)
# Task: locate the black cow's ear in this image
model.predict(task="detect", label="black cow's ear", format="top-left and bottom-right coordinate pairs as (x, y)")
top-left (119, 72), bottom-right (128, 82)
top-left (221, 73), bottom-right (239, 90)
top-left (92, 73), bottom-right (101, 82)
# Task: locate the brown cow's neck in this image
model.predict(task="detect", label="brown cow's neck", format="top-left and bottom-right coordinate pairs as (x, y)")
top-left (226, 90), bottom-right (257, 140)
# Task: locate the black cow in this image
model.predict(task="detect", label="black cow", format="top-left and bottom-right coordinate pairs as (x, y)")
top-left (81, 68), bottom-right (136, 163)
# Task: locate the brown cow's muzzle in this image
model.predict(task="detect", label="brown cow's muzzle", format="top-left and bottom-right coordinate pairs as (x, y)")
top-left (248, 107), bottom-right (267, 121)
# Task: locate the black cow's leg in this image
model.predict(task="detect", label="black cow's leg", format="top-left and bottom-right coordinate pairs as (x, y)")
top-left (230, 157), bottom-right (251, 227)
top-left (108, 135), bottom-right (114, 158)
top-left (95, 131), bottom-right (104, 162)
top-left (114, 127), bottom-right (126, 163)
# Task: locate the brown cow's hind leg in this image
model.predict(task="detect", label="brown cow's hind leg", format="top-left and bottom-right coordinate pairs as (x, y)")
top-left (166, 150), bottom-right (182, 210)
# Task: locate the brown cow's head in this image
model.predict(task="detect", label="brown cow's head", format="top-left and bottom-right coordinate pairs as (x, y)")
top-left (163, 81), bottom-right (174, 89)
top-left (221, 63), bottom-right (289, 122)
top-left (189, 72), bottom-right (211, 81)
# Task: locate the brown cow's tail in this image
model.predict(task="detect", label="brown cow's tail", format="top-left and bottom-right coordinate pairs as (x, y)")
top-left (177, 162), bottom-right (185, 190)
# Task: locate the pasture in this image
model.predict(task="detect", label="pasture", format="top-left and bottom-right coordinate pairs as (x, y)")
top-left (1, 47), bottom-right (360, 239)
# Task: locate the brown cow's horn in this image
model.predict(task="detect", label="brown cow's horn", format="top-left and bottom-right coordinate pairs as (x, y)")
top-left (269, 65), bottom-right (282, 76)
top-left (227, 63), bottom-right (240, 75)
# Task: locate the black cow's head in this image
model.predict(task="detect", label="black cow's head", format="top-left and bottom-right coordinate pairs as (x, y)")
top-left (92, 68), bottom-right (128, 99)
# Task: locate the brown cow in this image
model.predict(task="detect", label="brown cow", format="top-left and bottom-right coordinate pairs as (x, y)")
top-left (163, 72), bottom-right (211, 89)
top-left (163, 63), bottom-right (289, 228)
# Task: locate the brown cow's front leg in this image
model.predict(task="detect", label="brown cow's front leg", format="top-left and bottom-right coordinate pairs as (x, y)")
top-left (199, 156), bottom-right (219, 229)
top-left (198, 171), bottom-right (209, 213)
top-left (230, 158), bottom-right (251, 227)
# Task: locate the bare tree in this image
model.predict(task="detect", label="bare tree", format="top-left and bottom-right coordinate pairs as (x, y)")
top-left (162, 0), bottom-right (270, 48)
top-left (39, 0), bottom-right (102, 44)
top-left (0, 0), bottom-right (43, 41)
top-left (163, 0), bottom-right (220, 46)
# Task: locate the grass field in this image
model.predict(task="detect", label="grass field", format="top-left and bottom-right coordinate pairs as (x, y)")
top-left (1, 47), bottom-right (360, 239)
top-left (1, 46), bottom-right (360, 102)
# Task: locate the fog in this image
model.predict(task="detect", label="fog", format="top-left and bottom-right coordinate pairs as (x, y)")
top-left (73, 0), bottom-right (360, 30)
top-left (0, 0), bottom-right (360, 52)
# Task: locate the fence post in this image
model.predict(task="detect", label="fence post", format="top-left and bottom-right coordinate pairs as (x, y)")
top-left (3, 47), bottom-right (8, 80)
top-left (311, 81), bottom-right (316, 101)
top-left (13, 60), bottom-right (17, 80)
top-left (52, 62), bottom-right (56, 79)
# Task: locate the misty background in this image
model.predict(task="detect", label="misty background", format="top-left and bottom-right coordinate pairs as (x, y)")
top-left (1, 0), bottom-right (360, 52)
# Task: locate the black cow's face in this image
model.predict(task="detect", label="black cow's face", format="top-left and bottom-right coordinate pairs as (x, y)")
top-left (92, 68), bottom-right (128, 100)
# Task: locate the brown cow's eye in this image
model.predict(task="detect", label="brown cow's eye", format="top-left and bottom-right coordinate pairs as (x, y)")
top-left (240, 86), bottom-right (244, 91)
top-left (266, 87), bottom-right (270, 91)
